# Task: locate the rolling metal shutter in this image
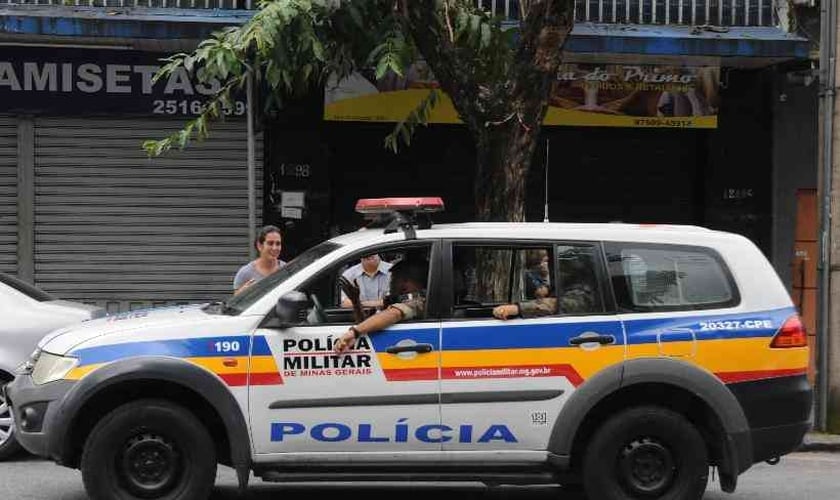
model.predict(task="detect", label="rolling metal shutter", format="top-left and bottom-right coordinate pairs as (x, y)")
top-left (34, 117), bottom-right (262, 313)
top-left (0, 117), bottom-right (16, 275)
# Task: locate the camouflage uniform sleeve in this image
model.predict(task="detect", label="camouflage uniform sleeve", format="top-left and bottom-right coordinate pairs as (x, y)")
top-left (389, 296), bottom-right (426, 321)
top-left (557, 285), bottom-right (596, 314)
top-left (517, 297), bottom-right (558, 318)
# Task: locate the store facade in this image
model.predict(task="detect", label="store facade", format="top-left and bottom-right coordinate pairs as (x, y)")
top-left (0, 46), bottom-right (262, 312)
top-left (266, 64), bottom-right (798, 267)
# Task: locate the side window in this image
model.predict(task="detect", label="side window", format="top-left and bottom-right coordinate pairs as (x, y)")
top-left (451, 244), bottom-right (554, 318)
top-left (605, 243), bottom-right (738, 312)
top-left (555, 245), bottom-right (604, 315)
top-left (295, 244), bottom-right (432, 325)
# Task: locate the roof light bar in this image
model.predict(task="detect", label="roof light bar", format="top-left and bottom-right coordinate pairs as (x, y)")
top-left (355, 197), bottom-right (445, 239)
top-left (355, 197), bottom-right (445, 214)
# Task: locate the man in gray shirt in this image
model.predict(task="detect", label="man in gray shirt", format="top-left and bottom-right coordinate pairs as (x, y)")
top-left (340, 254), bottom-right (392, 309)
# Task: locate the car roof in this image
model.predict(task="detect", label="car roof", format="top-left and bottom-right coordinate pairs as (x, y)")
top-left (327, 222), bottom-right (737, 248)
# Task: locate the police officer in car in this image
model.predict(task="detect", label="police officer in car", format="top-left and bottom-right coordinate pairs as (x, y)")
top-left (493, 252), bottom-right (597, 319)
top-left (334, 254), bottom-right (427, 353)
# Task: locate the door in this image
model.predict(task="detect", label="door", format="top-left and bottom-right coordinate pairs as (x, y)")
top-left (33, 117), bottom-right (262, 313)
top-left (792, 188), bottom-right (817, 384)
top-left (249, 241), bottom-right (443, 456)
top-left (439, 240), bottom-right (625, 451)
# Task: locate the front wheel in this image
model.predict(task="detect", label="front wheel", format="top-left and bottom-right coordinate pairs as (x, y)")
top-left (582, 406), bottom-right (709, 500)
top-left (81, 399), bottom-right (217, 500)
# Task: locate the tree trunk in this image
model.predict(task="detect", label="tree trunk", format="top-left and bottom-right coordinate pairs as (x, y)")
top-left (473, 109), bottom-right (543, 222)
top-left (472, 116), bottom-right (542, 299)
top-left (399, 0), bottom-right (574, 301)
top-left (398, 0), bottom-right (572, 222)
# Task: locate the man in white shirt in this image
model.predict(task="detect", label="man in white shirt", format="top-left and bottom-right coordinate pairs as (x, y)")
top-left (339, 254), bottom-right (392, 309)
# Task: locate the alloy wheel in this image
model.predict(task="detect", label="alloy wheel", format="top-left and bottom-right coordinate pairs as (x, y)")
top-left (0, 384), bottom-right (14, 448)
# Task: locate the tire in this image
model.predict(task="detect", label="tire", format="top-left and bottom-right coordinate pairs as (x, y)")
top-left (0, 379), bottom-right (22, 460)
top-left (81, 399), bottom-right (217, 500)
top-left (582, 406), bottom-right (709, 500)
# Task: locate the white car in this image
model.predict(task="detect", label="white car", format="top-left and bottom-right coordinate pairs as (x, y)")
top-left (6, 198), bottom-right (811, 500)
top-left (0, 273), bottom-right (105, 459)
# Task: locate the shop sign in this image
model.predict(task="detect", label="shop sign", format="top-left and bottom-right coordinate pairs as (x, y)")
top-left (0, 47), bottom-right (245, 117)
top-left (324, 63), bottom-right (719, 129)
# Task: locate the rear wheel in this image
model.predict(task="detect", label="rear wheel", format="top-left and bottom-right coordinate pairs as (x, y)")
top-left (582, 406), bottom-right (709, 500)
top-left (81, 399), bottom-right (217, 500)
top-left (0, 378), bottom-right (22, 460)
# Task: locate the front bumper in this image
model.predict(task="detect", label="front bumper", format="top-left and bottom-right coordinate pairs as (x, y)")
top-left (4, 375), bottom-right (75, 461)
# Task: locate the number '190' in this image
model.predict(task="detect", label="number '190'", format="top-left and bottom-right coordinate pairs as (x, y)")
top-left (214, 341), bottom-right (241, 353)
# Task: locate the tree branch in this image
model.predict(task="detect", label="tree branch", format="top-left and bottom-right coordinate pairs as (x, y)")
top-left (396, 0), bottom-right (483, 132)
top-left (511, 0), bottom-right (575, 122)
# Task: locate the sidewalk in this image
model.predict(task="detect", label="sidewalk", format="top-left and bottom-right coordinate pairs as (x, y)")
top-left (799, 432), bottom-right (840, 452)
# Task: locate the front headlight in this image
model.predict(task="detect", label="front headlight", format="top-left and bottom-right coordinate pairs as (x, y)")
top-left (31, 352), bottom-right (79, 385)
top-left (16, 348), bottom-right (42, 376)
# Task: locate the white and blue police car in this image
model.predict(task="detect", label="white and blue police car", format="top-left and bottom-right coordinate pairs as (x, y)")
top-left (6, 197), bottom-right (811, 500)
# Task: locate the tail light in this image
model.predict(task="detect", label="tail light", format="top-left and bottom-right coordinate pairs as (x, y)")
top-left (770, 315), bottom-right (808, 348)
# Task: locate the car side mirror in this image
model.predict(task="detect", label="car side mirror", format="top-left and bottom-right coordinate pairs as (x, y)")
top-left (273, 291), bottom-right (309, 328)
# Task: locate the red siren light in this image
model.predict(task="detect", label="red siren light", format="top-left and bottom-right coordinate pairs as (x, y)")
top-left (355, 197), bottom-right (445, 215)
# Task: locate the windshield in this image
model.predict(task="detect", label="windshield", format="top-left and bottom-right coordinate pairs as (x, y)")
top-left (224, 241), bottom-right (341, 314)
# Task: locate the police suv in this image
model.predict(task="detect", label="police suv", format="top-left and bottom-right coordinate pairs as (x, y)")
top-left (6, 198), bottom-right (811, 500)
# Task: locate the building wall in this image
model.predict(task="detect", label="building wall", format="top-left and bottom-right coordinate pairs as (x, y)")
top-left (771, 72), bottom-right (819, 291)
top-left (703, 69), bottom-right (774, 256)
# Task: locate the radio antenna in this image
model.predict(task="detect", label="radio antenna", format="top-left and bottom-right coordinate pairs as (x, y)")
top-left (543, 138), bottom-right (550, 223)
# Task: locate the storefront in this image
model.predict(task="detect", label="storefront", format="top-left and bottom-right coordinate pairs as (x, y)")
top-left (1, 47), bottom-right (262, 313)
top-left (266, 63), bottom-right (775, 262)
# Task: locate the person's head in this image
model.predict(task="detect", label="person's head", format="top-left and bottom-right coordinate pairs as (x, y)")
top-left (526, 249), bottom-right (549, 272)
top-left (255, 225), bottom-right (282, 260)
top-left (360, 254), bottom-right (381, 273)
top-left (389, 255), bottom-right (428, 296)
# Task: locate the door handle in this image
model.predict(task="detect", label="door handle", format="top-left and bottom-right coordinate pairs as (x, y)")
top-left (569, 334), bottom-right (615, 346)
top-left (386, 343), bottom-right (434, 354)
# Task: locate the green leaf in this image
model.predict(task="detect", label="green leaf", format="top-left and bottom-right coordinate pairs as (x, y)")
top-left (301, 63), bottom-right (313, 83)
top-left (311, 37), bottom-right (325, 61)
top-left (456, 11), bottom-right (470, 37)
top-left (384, 90), bottom-right (440, 153)
top-left (375, 56), bottom-right (390, 80)
top-left (215, 51), bottom-right (228, 79)
top-left (481, 23), bottom-right (491, 49)
top-left (470, 15), bottom-right (481, 41)
top-left (399, 124), bottom-right (411, 146)
top-left (281, 69), bottom-right (294, 91)
top-left (266, 62), bottom-right (282, 88)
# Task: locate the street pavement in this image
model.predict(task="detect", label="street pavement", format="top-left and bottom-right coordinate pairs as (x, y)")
top-left (2, 451), bottom-right (840, 499)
